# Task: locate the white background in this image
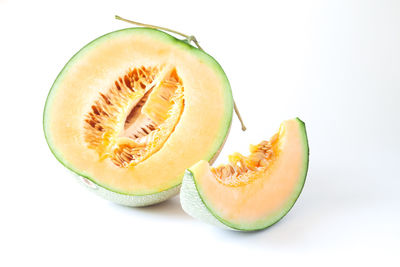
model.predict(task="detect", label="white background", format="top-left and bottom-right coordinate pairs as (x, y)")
top-left (1, 0), bottom-right (399, 266)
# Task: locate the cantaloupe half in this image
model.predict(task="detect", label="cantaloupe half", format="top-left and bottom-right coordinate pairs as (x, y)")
top-left (43, 28), bottom-right (233, 206)
top-left (180, 118), bottom-right (309, 231)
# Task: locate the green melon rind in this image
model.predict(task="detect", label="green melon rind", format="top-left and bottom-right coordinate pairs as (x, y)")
top-left (43, 27), bottom-right (233, 206)
top-left (180, 170), bottom-right (232, 230)
top-left (76, 174), bottom-right (181, 207)
top-left (180, 118), bottom-right (309, 231)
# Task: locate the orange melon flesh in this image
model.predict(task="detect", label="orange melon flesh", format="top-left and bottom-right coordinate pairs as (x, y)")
top-left (43, 28), bottom-right (233, 204)
top-left (181, 118), bottom-right (309, 230)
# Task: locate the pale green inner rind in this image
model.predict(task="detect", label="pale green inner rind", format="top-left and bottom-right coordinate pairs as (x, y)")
top-left (43, 28), bottom-right (233, 197)
top-left (192, 118), bottom-right (309, 231)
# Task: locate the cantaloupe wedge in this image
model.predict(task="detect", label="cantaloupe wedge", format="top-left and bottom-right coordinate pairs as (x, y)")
top-left (43, 28), bottom-right (233, 206)
top-left (180, 118), bottom-right (309, 231)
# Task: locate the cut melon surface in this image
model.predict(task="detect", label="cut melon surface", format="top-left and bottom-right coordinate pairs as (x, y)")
top-left (43, 28), bottom-right (233, 206)
top-left (180, 118), bottom-right (309, 231)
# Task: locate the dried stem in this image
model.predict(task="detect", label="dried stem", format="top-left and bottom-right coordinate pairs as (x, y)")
top-left (115, 15), bottom-right (246, 131)
top-left (233, 102), bottom-right (246, 131)
top-left (115, 15), bottom-right (190, 39)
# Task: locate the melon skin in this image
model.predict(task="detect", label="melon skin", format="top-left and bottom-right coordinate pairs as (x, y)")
top-left (180, 118), bottom-right (309, 231)
top-left (43, 27), bottom-right (233, 207)
top-left (181, 170), bottom-right (232, 229)
top-left (77, 175), bottom-right (180, 207)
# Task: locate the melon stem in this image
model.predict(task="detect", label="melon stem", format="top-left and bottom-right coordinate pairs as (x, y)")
top-left (115, 15), bottom-right (190, 40)
top-left (115, 15), bottom-right (246, 131)
top-left (233, 102), bottom-right (246, 131)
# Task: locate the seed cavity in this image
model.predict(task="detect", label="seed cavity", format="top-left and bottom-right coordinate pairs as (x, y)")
top-left (212, 139), bottom-right (276, 186)
top-left (83, 65), bottom-right (184, 168)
